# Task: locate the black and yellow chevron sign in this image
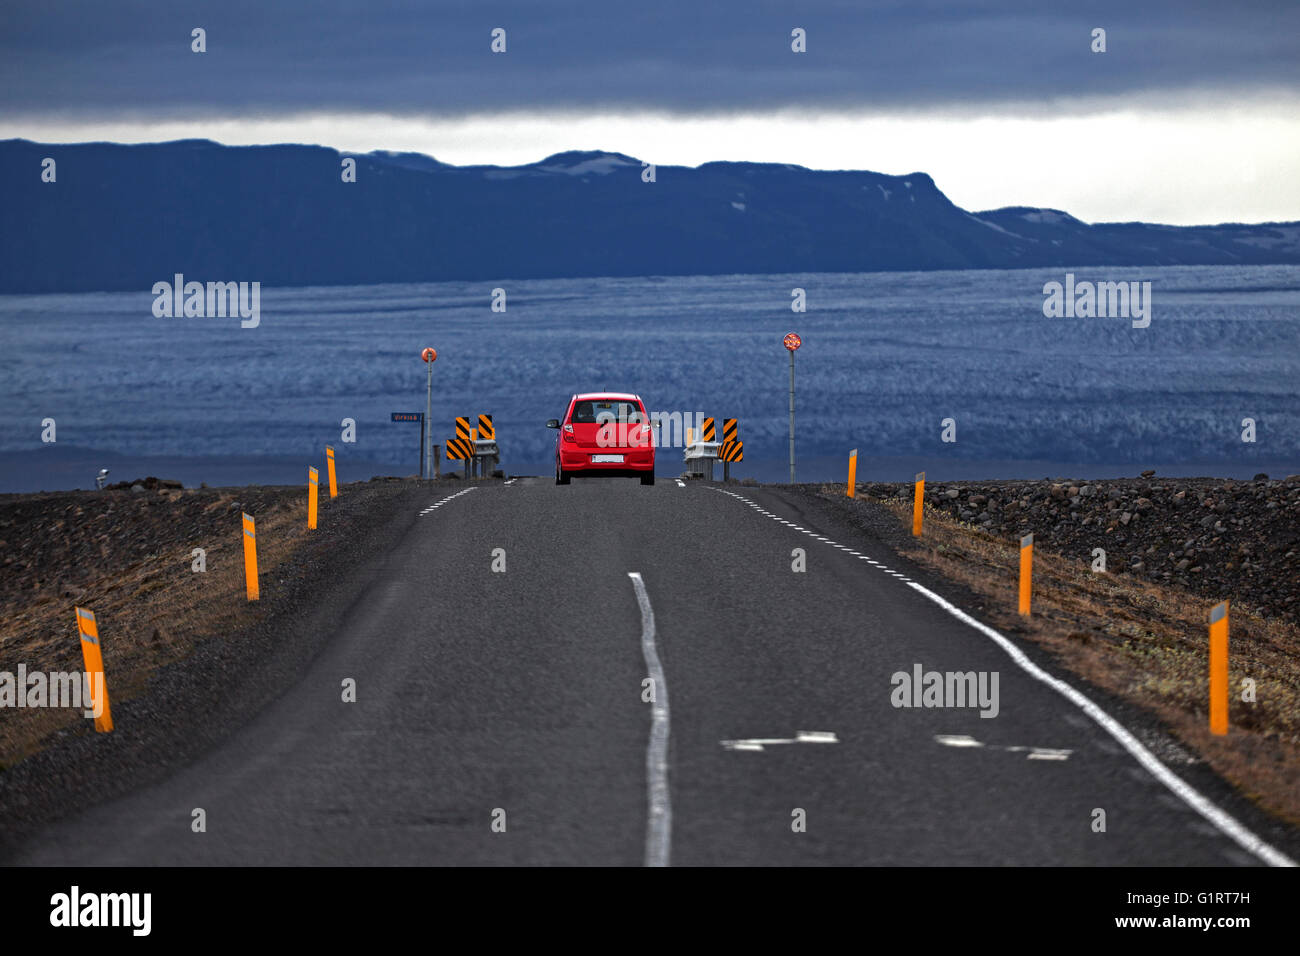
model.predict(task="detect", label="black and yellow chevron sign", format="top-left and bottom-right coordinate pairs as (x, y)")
top-left (455, 417), bottom-right (472, 441)
top-left (446, 437), bottom-right (474, 460)
top-left (722, 418), bottom-right (738, 443)
top-left (477, 414), bottom-right (494, 440)
top-left (721, 439), bottom-right (743, 462)
top-left (701, 417), bottom-right (716, 442)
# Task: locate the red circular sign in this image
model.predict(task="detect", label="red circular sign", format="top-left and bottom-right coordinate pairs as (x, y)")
top-left (422, 347), bottom-right (438, 363)
top-left (783, 332), bottom-right (802, 351)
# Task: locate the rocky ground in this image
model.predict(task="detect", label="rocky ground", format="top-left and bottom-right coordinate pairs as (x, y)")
top-left (0, 474), bottom-right (440, 854)
top-left (859, 472), bottom-right (1300, 624)
top-left (0, 475), bottom-right (420, 767)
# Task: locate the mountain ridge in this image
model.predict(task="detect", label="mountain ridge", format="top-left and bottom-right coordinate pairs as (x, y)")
top-left (2, 138), bottom-right (1297, 294)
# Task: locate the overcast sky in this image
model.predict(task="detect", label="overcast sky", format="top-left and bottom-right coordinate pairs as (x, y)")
top-left (3, 0), bottom-right (1297, 224)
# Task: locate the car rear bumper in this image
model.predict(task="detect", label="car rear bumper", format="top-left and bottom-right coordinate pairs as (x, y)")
top-left (559, 448), bottom-right (654, 474)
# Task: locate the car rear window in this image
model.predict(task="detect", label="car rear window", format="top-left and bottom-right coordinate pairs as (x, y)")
top-left (571, 400), bottom-right (645, 424)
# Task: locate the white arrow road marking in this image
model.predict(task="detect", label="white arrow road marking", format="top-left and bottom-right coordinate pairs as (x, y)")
top-left (628, 572), bottom-right (671, 868)
top-left (721, 731), bottom-right (839, 752)
top-left (935, 734), bottom-right (1073, 760)
top-left (675, 479), bottom-right (685, 488)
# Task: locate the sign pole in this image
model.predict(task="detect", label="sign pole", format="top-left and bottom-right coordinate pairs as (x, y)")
top-left (425, 360), bottom-right (433, 479)
top-left (421, 348), bottom-right (438, 479)
top-left (788, 348), bottom-right (795, 484)
top-left (419, 414), bottom-right (426, 479)
top-left (783, 332), bottom-right (801, 484)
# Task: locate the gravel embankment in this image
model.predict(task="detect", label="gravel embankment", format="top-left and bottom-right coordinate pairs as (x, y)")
top-left (859, 473), bottom-right (1300, 623)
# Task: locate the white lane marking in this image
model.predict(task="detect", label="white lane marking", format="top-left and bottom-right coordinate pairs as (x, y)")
top-left (721, 731), bottom-right (839, 752)
top-left (935, 734), bottom-right (1073, 760)
top-left (504, 478), bottom-right (517, 485)
top-left (418, 486), bottom-right (477, 514)
top-left (628, 572), bottom-right (671, 868)
top-left (911, 582), bottom-right (1292, 863)
top-left (710, 487), bottom-right (1296, 868)
top-left (675, 479), bottom-right (686, 488)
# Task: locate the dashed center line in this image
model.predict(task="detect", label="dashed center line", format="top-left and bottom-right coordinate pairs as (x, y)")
top-left (710, 487), bottom-right (918, 583)
top-left (934, 734), bottom-right (1073, 761)
top-left (721, 731), bottom-right (840, 752)
top-left (418, 486), bottom-right (477, 515)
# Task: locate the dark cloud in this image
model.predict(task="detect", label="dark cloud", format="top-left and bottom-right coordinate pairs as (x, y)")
top-left (2, 0), bottom-right (1296, 117)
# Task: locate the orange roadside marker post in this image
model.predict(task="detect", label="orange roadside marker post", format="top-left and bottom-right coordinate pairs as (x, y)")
top-left (846, 449), bottom-right (858, 498)
top-left (1019, 533), bottom-right (1033, 616)
top-left (242, 512), bottom-right (259, 601)
top-left (912, 471), bottom-right (925, 536)
top-left (75, 607), bottom-right (113, 733)
top-left (326, 446), bottom-right (337, 498)
top-left (1209, 601), bottom-right (1229, 735)
top-left (308, 466), bottom-right (319, 529)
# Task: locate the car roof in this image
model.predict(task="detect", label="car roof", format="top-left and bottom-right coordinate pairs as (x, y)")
top-left (572, 392), bottom-right (641, 402)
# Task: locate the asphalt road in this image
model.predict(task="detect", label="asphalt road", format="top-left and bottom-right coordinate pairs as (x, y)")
top-left (11, 477), bottom-right (1295, 865)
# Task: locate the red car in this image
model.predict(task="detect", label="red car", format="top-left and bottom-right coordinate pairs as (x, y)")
top-left (548, 392), bottom-right (655, 485)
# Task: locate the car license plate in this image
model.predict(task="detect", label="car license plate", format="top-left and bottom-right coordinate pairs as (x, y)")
top-left (591, 454), bottom-right (624, 463)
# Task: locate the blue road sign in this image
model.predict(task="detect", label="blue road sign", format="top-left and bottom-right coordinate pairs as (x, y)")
top-left (392, 412), bottom-right (424, 423)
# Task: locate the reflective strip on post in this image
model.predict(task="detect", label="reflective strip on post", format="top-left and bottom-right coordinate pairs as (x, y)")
top-left (243, 512), bottom-right (259, 601)
top-left (75, 607), bottom-right (113, 732)
top-left (1209, 601), bottom-right (1229, 736)
top-left (1019, 533), bottom-right (1033, 616)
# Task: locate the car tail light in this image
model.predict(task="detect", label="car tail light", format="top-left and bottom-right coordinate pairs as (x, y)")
top-left (562, 423), bottom-right (576, 442)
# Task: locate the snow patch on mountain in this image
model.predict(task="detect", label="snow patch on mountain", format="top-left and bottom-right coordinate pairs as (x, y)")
top-left (536, 151), bottom-right (640, 176)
